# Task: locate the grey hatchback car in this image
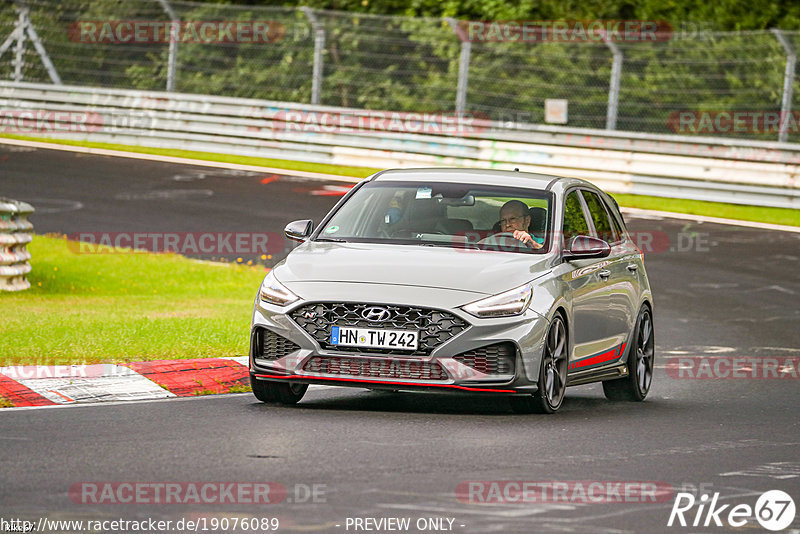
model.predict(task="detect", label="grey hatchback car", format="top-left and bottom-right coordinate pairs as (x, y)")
top-left (249, 168), bottom-right (654, 413)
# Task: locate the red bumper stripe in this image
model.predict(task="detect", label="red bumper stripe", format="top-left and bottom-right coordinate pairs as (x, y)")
top-left (254, 373), bottom-right (515, 393)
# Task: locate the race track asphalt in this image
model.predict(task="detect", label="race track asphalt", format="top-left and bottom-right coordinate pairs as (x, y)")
top-left (1, 144), bottom-right (799, 533)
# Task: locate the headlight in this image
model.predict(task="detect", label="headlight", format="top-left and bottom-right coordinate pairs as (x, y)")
top-left (462, 282), bottom-right (532, 318)
top-left (259, 270), bottom-right (300, 307)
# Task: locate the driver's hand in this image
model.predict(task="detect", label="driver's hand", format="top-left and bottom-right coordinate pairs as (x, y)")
top-left (513, 230), bottom-right (542, 249)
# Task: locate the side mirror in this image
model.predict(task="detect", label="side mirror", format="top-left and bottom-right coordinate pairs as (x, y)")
top-left (563, 235), bottom-right (611, 261)
top-left (284, 219), bottom-right (314, 242)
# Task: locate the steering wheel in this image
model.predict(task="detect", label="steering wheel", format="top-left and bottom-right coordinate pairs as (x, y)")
top-left (477, 232), bottom-right (533, 248)
top-left (385, 228), bottom-right (414, 239)
top-left (375, 222), bottom-right (395, 239)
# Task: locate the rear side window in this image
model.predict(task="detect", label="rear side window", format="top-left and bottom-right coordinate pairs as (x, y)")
top-left (603, 196), bottom-right (627, 239)
top-left (581, 190), bottom-right (616, 243)
top-left (563, 191), bottom-right (590, 244)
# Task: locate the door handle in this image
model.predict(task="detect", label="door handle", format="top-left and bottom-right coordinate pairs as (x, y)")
top-left (598, 269), bottom-right (612, 279)
top-left (626, 263), bottom-right (638, 273)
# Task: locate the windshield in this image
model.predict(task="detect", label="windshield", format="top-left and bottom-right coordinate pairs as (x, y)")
top-left (314, 181), bottom-right (552, 254)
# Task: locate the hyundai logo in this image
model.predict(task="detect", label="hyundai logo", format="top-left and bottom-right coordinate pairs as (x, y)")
top-left (361, 306), bottom-right (392, 322)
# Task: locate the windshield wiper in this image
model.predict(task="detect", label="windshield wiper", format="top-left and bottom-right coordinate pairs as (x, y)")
top-left (418, 241), bottom-right (473, 249)
top-left (314, 237), bottom-right (347, 242)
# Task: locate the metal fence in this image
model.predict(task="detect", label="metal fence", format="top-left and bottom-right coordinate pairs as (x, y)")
top-left (2, 81), bottom-right (799, 209)
top-left (0, 197), bottom-right (33, 292)
top-left (1, 0), bottom-right (799, 142)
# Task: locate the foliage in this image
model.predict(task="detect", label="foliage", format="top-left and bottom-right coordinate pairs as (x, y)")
top-left (2, 0), bottom-right (798, 139)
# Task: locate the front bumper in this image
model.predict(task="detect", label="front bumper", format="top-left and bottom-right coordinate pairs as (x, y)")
top-left (249, 293), bottom-right (549, 394)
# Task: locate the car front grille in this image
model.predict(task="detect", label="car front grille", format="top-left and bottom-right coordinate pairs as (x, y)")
top-left (253, 328), bottom-right (301, 361)
top-left (302, 356), bottom-right (448, 381)
top-left (289, 302), bottom-right (468, 356)
top-left (453, 342), bottom-right (516, 375)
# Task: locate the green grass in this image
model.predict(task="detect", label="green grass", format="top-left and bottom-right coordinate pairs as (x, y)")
top-left (3, 134), bottom-right (797, 226)
top-left (611, 194), bottom-right (800, 227)
top-left (0, 235), bottom-right (266, 366)
top-left (192, 384), bottom-right (252, 395)
top-left (0, 397), bottom-right (13, 408)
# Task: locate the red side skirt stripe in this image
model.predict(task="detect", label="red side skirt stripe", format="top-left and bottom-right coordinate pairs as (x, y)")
top-left (569, 342), bottom-right (628, 370)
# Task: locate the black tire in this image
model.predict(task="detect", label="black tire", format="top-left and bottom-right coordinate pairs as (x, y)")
top-left (250, 374), bottom-right (308, 405)
top-left (509, 314), bottom-right (568, 414)
top-left (603, 305), bottom-right (654, 402)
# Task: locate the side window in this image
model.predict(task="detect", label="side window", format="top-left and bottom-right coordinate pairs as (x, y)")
top-left (604, 197), bottom-right (626, 242)
top-left (563, 191), bottom-right (590, 245)
top-left (581, 191), bottom-right (616, 243)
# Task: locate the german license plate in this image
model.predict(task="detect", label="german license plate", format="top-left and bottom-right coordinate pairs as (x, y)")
top-left (330, 326), bottom-right (418, 350)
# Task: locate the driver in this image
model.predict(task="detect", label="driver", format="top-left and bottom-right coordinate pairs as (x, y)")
top-left (499, 200), bottom-right (543, 249)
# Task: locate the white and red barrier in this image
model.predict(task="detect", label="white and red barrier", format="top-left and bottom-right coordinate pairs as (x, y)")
top-left (0, 357), bottom-right (251, 407)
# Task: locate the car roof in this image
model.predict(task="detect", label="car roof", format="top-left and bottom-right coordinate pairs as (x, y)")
top-left (368, 168), bottom-right (591, 192)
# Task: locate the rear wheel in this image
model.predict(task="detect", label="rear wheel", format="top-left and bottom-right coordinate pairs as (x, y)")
top-left (250, 374), bottom-right (308, 404)
top-left (603, 305), bottom-right (654, 401)
top-left (509, 314), bottom-right (568, 414)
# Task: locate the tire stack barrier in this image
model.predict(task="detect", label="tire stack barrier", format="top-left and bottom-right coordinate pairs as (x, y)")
top-left (0, 198), bottom-right (34, 292)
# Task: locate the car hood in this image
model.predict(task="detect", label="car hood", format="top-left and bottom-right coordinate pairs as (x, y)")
top-left (275, 241), bottom-right (553, 296)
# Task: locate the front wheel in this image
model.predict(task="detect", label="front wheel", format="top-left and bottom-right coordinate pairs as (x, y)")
top-left (603, 305), bottom-right (654, 402)
top-left (250, 374), bottom-right (308, 404)
top-left (510, 314), bottom-right (568, 414)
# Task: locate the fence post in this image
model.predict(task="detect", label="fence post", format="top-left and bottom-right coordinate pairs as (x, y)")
top-left (445, 18), bottom-right (470, 115)
top-left (302, 7), bottom-right (325, 105)
top-left (13, 7), bottom-right (26, 82)
top-left (156, 0), bottom-right (179, 92)
top-left (771, 29), bottom-right (796, 143)
top-left (0, 4), bottom-right (62, 83)
top-left (603, 36), bottom-right (623, 130)
top-left (21, 5), bottom-right (62, 84)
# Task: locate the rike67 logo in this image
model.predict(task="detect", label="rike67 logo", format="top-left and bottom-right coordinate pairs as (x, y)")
top-left (668, 490), bottom-right (796, 531)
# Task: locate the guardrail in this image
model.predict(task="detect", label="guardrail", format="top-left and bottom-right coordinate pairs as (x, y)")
top-left (1, 81), bottom-right (799, 209)
top-left (0, 198), bottom-right (34, 292)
